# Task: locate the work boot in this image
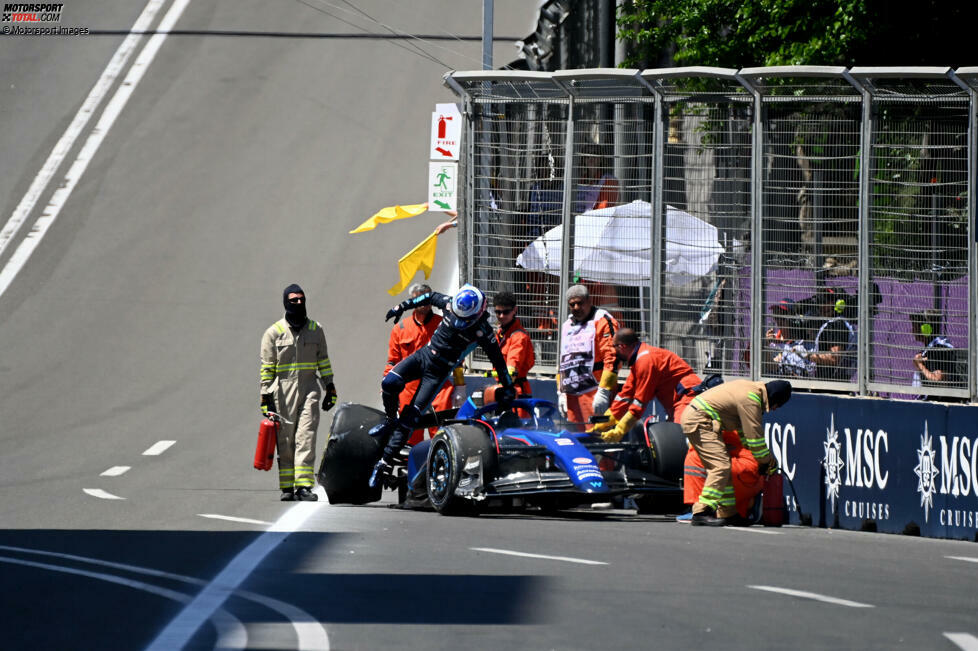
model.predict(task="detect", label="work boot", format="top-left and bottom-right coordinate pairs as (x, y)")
top-left (725, 514), bottom-right (754, 527)
top-left (294, 486), bottom-right (318, 502)
top-left (369, 459), bottom-right (393, 489)
top-left (690, 507), bottom-right (728, 527)
top-left (280, 489), bottom-right (295, 502)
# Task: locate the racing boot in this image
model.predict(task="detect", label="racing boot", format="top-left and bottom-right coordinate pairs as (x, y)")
top-left (294, 487), bottom-right (318, 502)
top-left (368, 418), bottom-right (398, 446)
top-left (368, 458), bottom-right (393, 489)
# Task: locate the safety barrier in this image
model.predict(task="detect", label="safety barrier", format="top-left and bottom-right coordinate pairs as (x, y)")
top-left (464, 376), bottom-right (977, 541)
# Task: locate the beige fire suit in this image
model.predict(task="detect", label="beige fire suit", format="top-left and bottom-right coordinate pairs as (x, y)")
top-left (680, 379), bottom-right (774, 518)
top-left (260, 318), bottom-right (333, 490)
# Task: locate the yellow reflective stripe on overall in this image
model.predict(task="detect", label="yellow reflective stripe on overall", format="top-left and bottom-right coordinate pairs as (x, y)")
top-left (746, 436), bottom-right (771, 459)
top-left (747, 391), bottom-right (763, 407)
top-left (692, 397), bottom-right (720, 421)
top-left (720, 485), bottom-right (736, 507)
top-left (700, 486), bottom-right (723, 508)
top-left (274, 362), bottom-right (320, 373)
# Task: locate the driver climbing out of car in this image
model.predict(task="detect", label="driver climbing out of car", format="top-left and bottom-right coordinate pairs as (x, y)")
top-left (590, 328), bottom-right (702, 442)
top-left (368, 284), bottom-right (516, 488)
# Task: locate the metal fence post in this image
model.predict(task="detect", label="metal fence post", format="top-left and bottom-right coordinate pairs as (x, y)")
top-left (954, 68), bottom-right (978, 401)
top-left (556, 86), bottom-right (575, 330)
top-left (736, 73), bottom-right (764, 381)
top-left (846, 70), bottom-right (873, 396)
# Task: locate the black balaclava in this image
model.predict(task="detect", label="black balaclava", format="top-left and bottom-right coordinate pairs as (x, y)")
top-left (283, 283), bottom-right (307, 328)
top-left (765, 380), bottom-right (792, 410)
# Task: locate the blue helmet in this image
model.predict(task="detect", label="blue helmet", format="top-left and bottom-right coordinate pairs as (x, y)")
top-left (450, 284), bottom-right (487, 328)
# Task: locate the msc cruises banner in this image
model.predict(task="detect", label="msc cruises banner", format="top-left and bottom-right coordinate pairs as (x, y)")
top-left (765, 393), bottom-right (977, 540)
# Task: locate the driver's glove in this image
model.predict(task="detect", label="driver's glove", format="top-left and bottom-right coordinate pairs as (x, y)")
top-left (496, 384), bottom-right (516, 407)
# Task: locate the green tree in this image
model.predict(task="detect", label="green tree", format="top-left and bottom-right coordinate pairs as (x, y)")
top-left (617, 0), bottom-right (976, 69)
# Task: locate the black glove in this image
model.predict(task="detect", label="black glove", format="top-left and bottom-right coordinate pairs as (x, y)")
top-left (759, 455), bottom-right (779, 476)
top-left (385, 305), bottom-right (404, 323)
top-left (322, 383), bottom-right (337, 411)
top-left (261, 393), bottom-right (275, 416)
top-left (496, 384), bottom-right (516, 407)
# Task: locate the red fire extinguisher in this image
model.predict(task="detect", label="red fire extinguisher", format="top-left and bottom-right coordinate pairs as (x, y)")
top-left (254, 415), bottom-right (279, 471)
top-left (761, 470), bottom-right (787, 526)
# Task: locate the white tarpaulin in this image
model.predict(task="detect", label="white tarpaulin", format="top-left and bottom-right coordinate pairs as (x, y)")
top-left (516, 200), bottom-right (725, 286)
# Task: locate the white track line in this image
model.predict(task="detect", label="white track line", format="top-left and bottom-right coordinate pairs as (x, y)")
top-left (83, 488), bottom-right (125, 500)
top-left (470, 547), bottom-right (608, 566)
top-left (945, 633), bottom-right (978, 651)
top-left (142, 440), bottom-right (176, 456)
top-left (0, 545), bottom-right (329, 650)
top-left (748, 585), bottom-right (874, 608)
top-left (0, 555), bottom-right (246, 649)
top-left (0, 0), bottom-right (165, 266)
top-left (723, 526), bottom-right (784, 535)
top-left (946, 555), bottom-right (978, 564)
top-left (0, 0), bottom-right (192, 298)
top-left (198, 514), bottom-right (273, 526)
top-left (145, 501), bottom-right (326, 651)
top-left (100, 465), bottom-right (131, 477)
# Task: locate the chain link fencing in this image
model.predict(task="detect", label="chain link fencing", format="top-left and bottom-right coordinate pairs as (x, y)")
top-left (444, 66), bottom-right (977, 402)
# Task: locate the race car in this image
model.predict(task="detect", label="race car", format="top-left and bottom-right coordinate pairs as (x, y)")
top-left (317, 395), bottom-right (687, 516)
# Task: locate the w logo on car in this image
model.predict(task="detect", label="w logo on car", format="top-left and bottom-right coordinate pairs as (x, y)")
top-left (590, 481), bottom-right (603, 487)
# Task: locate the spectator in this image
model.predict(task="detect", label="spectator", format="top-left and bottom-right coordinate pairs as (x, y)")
top-left (574, 146), bottom-right (620, 214)
top-left (766, 299), bottom-right (815, 378)
top-left (809, 289), bottom-right (856, 381)
top-left (911, 309), bottom-right (964, 395)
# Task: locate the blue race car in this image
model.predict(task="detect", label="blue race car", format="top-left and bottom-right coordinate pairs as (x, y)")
top-left (317, 397), bottom-right (686, 516)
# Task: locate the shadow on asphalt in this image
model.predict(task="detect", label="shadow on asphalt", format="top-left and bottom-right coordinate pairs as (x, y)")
top-left (0, 528), bottom-right (551, 650)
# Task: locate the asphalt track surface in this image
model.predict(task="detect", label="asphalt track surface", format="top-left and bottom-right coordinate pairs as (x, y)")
top-left (0, 1), bottom-right (977, 650)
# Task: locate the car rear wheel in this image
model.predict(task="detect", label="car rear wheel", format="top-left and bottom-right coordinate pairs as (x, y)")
top-left (635, 421), bottom-right (686, 514)
top-left (317, 403), bottom-right (385, 505)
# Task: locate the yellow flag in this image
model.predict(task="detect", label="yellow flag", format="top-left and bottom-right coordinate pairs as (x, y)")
top-left (349, 203), bottom-right (429, 234)
top-left (388, 231), bottom-right (438, 296)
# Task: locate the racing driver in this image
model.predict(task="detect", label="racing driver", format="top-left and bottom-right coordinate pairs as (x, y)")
top-left (369, 284), bottom-right (516, 488)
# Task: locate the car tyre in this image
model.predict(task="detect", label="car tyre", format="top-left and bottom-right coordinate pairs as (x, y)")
top-left (634, 421), bottom-right (686, 515)
top-left (317, 403), bottom-right (385, 504)
top-left (426, 424), bottom-right (493, 515)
